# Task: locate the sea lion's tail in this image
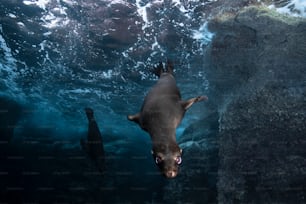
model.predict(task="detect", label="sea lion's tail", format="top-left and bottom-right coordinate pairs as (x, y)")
top-left (85, 107), bottom-right (94, 121)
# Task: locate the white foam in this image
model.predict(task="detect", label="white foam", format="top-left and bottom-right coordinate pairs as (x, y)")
top-left (0, 26), bottom-right (16, 65)
top-left (23, 0), bottom-right (51, 10)
top-left (65, 89), bottom-right (91, 94)
top-left (269, 0), bottom-right (306, 17)
top-left (0, 26), bottom-right (24, 97)
top-left (192, 22), bottom-right (214, 46)
top-left (171, 0), bottom-right (215, 18)
top-left (41, 11), bottom-right (70, 28)
top-left (172, 0), bottom-right (189, 13)
top-left (151, 37), bottom-right (159, 50)
top-left (61, 0), bottom-right (76, 6)
top-left (17, 22), bottom-right (26, 27)
top-left (102, 70), bottom-right (115, 79)
top-left (43, 31), bottom-right (52, 36)
top-left (135, 0), bottom-right (164, 30)
top-left (38, 40), bottom-right (55, 64)
top-left (139, 70), bottom-right (149, 80)
top-left (8, 13), bottom-right (17, 18)
top-left (23, 0), bottom-right (71, 29)
top-left (86, 69), bottom-right (120, 80)
top-left (135, 0), bottom-right (152, 30)
top-left (53, 7), bottom-right (67, 15)
top-left (109, 0), bottom-right (130, 6)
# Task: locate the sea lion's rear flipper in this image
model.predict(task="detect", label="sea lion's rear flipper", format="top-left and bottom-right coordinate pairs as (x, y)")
top-left (181, 96), bottom-right (208, 110)
top-left (151, 62), bottom-right (164, 77)
top-left (127, 113), bottom-right (141, 124)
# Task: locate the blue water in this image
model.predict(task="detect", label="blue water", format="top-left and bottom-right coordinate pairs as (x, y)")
top-left (0, 0), bottom-right (213, 202)
top-left (0, 0), bottom-right (211, 140)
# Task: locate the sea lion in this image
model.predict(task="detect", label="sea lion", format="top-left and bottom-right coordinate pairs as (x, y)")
top-left (128, 60), bottom-right (207, 178)
top-left (80, 108), bottom-right (105, 172)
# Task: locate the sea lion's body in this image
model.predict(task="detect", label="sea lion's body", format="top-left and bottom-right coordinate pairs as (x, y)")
top-left (128, 61), bottom-right (207, 178)
top-left (139, 72), bottom-right (183, 137)
top-left (81, 108), bottom-right (105, 172)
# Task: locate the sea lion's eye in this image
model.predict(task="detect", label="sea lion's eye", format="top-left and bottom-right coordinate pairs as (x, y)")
top-left (175, 156), bottom-right (182, 165)
top-left (155, 156), bottom-right (162, 164)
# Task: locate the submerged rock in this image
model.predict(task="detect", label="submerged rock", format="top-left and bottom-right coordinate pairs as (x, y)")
top-left (205, 6), bottom-right (306, 203)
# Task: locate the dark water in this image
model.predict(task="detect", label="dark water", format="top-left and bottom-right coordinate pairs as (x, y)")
top-left (0, 0), bottom-right (305, 203)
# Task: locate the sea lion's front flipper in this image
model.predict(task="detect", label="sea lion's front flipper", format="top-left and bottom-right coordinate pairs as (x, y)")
top-left (181, 96), bottom-right (208, 110)
top-left (127, 113), bottom-right (141, 124)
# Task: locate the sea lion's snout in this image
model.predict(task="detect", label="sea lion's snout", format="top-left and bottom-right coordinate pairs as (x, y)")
top-left (152, 148), bottom-right (182, 179)
top-left (160, 156), bottom-right (181, 178)
top-left (165, 169), bottom-right (178, 178)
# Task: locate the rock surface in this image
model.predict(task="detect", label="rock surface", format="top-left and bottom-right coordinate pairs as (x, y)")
top-left (205, 6), bottom-right (306, 203)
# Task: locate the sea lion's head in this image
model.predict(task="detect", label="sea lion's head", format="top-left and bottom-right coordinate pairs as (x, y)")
top-left (152, 143), bottom-right (182, 178)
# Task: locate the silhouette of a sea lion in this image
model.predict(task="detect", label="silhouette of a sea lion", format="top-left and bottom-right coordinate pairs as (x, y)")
top-left (80, 108), bottom-right (105, 172)
top-left (128, 61), bottom-right (207, 178)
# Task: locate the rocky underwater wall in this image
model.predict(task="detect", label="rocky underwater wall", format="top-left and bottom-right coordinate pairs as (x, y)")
top-left (170, 6), bottom-right (306, 203)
